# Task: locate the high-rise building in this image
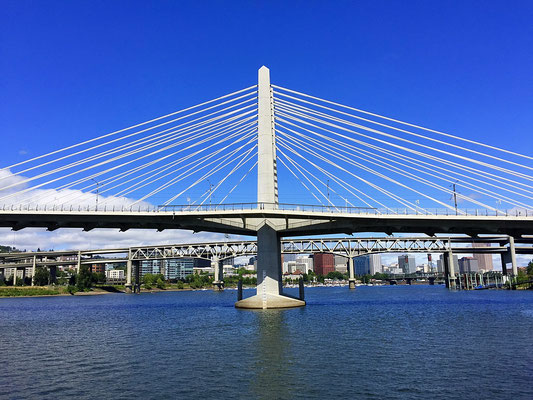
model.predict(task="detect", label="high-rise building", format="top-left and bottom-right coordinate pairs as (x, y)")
top-left (140, 258), bottom-right (195, 280)
top-left (296, 256), bottom-right (314, 273)
top-left (354, 254), bottom-right (382, 276)
top-left (472, 242), bottom-right (494, 271)
top-left (313, 253), bottom-right (335, 275)
top-left (334, 255), bottom-right (348, 273)
top-left (459, 257), bottom-right (479, 273)
top-left (140, 259), bottom-right (161, 276)
top-left (437, 254), bottom-right (459, 273)
top-left (282, 254), bottom-right (297, 263)
top-left (398, 255), bottom-right (417, 274)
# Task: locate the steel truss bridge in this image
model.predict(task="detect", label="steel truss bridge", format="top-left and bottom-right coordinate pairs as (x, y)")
top-left (1, 236), bottom-right (531, 268)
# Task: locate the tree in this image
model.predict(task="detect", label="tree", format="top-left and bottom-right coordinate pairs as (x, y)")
top-left (33, 266), bottom-right (50, 286)
top-left (156, 277), bottom-right (166, 289)
top-left (143, 273), bottom-right (155, 288)
top-left (177, 281), bottom-right (184, 289)
top-left (527, 260), bottom-right (533, 277)
top-left (76, 265), bottom-right (93, 290)
top-left (326, 271), bottom-right (344, 280)
top-left (94, 272), bottom-right (106, 284)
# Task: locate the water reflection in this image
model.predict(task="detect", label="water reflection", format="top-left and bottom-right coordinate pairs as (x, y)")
top-left (250, 309), bottom-right (295, 399)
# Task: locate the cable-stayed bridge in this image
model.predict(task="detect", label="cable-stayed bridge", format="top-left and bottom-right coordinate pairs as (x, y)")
top-left (1, 66), bottom-right (532, 307)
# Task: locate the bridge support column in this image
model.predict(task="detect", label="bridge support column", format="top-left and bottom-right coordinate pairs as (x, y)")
top-left (12, 268), bottom-right (17, 286)
top-left (508, 236), bottom-right (518, 277)
top-left (212, 256), bottom-right (224, 291)
top-left (134, 261), bottom-right (141, 293)
top-left (49, 266), bottom-right (57, 284)
top-left (500, 252), bottom-right (509, 276)
top-left (31, 255), bottom-right (36, 286)
top-left (125, 249), bottom-right (133, 293)
top-left (76, 251), bottom-right (81, 274)
top-left (235, 225), bottom-right (305, 309)
top-left (348, 257), bottom-right (356, 289)
top-left (444, 250), bottom-right (456, 289)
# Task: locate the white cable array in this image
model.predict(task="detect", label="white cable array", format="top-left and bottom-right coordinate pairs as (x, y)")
top-left (276, 133), bottom-right (411, 212)
top-left (277, 122), bottom-right (502, 212)
top-left (274, 99), bottom-right (533, 181)
top-left (274, 104), bottom-right (532, 209)
top-left (20, 115), bottom-right (258, 206)
top-left (161, 135), bottom-right (258, 206)
top-left (277, 119), bottom-right (533, 209)
top-left (217, 161), bottom-right (258, 204)
top-left (197, 146), bottom-right (258, 206)
top-left (2, 106), bottom-right (256, 195)
top-left (272, 85), bottom-right (533, 161)
top-left (275, 105), bottom-right (533, 194)
top-left (276, 151), bottom-right (327, 206)
top-left (48, 122), bottom-right (258, 207)
top-left (5, 85), bottom-right (257, 171)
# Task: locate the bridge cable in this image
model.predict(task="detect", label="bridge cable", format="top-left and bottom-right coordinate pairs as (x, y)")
top-left (272, 85), bottom-right (533, 162)
top-left (3, 85), bottom-right (257, 171)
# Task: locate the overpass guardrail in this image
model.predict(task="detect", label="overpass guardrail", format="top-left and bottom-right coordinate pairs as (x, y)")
top-left (1, 202), bottom-right (531, 217)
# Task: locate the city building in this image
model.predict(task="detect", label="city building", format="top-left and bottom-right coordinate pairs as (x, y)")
top-left (283, 259), bottom-right (312, 274)
top-left (281, 253), bottom-right (297, 263)
top-left (106, 269), bottom-right (125, 279)
top-left (398, 255), bottom-right (417, 274)
top-left (296, 256), bottom-right (313, 273)
top-left (459, 257), bottom-right (479, 273)
top-left (313, 253), bottom-right (335, 275)
top-left (91, 264), bottom-right (105, 274)
top-left (472, 242), bottom-right (494, 271)
top-left (437, 254), bottom-right (459, 273)
top-left (139, 258), bottom-right (196, 280)
top-left (354, 254), bottom-right (382, 276)
top-left (334, 255), bottom-right (348, 273)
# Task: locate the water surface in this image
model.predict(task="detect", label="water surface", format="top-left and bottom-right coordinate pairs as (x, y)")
top-left (1, 286), bottom-right (532, 399)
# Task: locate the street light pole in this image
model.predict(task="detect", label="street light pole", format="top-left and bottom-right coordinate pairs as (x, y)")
top-left (91, 179), bottom-right (99, 210)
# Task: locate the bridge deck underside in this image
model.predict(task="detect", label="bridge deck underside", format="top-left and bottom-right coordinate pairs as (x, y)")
top-left (0, 210), bottom-right (532, 236)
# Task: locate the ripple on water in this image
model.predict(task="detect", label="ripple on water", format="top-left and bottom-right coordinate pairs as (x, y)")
top-left (1, 286), bottom-right (532, 400)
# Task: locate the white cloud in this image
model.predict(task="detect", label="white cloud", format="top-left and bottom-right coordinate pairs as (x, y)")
top-left (0, 168), bottom-right (150, 210)
top-left (0, 168), bottom-right (250, 251)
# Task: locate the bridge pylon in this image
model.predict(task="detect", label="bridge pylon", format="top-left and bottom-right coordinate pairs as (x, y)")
top-left (235, 67), bottom-right (304, 309)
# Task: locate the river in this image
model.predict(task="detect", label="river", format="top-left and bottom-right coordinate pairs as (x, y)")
top-left (1, 285), bottom-right (532, 399)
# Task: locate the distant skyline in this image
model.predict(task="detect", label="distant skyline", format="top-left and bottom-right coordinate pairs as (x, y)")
top-left (1, 0), bottom-right (532, 263)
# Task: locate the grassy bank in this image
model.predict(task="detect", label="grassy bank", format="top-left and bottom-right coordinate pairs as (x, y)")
top-left (0, 286), bottom-right (63, 297)
top-left (0, 285), bottom-right (126, 297)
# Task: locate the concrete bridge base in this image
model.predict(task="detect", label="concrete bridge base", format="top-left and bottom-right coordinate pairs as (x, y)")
top-left (213, 281), bottom-right (224, 291)
top-left (235, 293), bottom-right (305, 309)
top-left (348, 279), bottom-right (356, 289)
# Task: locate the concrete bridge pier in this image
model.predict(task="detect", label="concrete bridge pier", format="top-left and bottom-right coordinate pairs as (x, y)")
top-left (125, 249), bottom-right (133, 293)
top-left (348, 257), bottom-right (356, 289)
top-left (31, 255), bottom-right (36, 286)
top-left (444, 250), bottom-right (456, 289)
top-left (235, 225), bottom-right (305, 309)
top-left (508, 236), bottom-right (518, 277)
top-left (134, 261), bottom-right (141, 293)
top-left (212, 256), bottom-right (224, 290)
top-left (500, 252), bottom-right (509, 276)
top-left (49, 265), bottom-right (57, 284)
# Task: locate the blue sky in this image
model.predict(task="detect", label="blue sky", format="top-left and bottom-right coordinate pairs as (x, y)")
top-left (1, 0), bottom-right (532, 261)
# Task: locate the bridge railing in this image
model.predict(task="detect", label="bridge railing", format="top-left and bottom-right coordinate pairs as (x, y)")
top-left (1, 202), bottom-right (531, 217)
